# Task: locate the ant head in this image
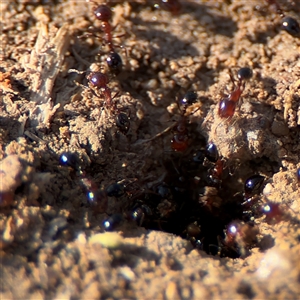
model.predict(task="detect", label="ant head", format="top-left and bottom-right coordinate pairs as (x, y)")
top-left (87, 71), bottom-right (108, 88)
top-left (244, 174), bottom-right (265, 198)
top-left (205, 141), bottom-right (219, 163)
top-left (228, 67), bottom-right (253, 88)
top-left (116, 112), bottom-right (130, 134)
top-left (180, 91), bottom-right (197, 107)
top-left (177, 91), bottom-right (198, 114)
top-left (237, 67), bottom-right (253, 82)
top-left (92, 4), bottom-right (112, 22)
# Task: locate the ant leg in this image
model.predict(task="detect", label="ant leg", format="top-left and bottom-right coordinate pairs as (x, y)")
top-left (132, 123), bottom-right (176, 146)
top-left (228, 70), bottom-right (236, 89)
top-left (68, 69), bottom-right (87, 75)
top-left (68, 69), bottom-right (92, 91)
top-left (71, 47), bottom-right (92, 67)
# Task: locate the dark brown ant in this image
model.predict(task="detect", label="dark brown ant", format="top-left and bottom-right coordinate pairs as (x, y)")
top-left (59, 152), bottom-right (81, 171)
top-left (87, 190), bottom-right (108, 213)
top-left (106, 182), bottom-right (125, 197)
top-left (68, 68), bottom-right (117, 109)
top-left (282, 16), bottom-right (300, 37)
top-left (203, 142), bottom-right (226, 187)
top-left (260, 199), bottom-right (297, 225)
top-left (171, 118), bottom-right (189, 152)
top-left (241, 175), bottom-right (266, 220)
top-left (72, 70), bottom-right (130, 133)
top-left (106, 51), bottom-right (123, 75)
top-left (218, 67), bottom-right (253, 119)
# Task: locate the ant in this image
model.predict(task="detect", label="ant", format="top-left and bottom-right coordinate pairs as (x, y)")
top-left (59, 152), bottom-right (109, 213)
top-left (171, 91), bottom-right (198, 152)
top-left (222, 220), bottom-right (259, 258)
top-left (70, 69), bottom-right (130, 134)
top-left (218, 67), bottom-right (253, 119)
top-left (88, 2), bottom-right (115, 51)
top-left (244, 174), bottom-right (265, 199)
top-left (116, 111), bottom-right (130, 135)
top-left (87, 71), bottom-right (115, 108)
top-left (86, 1), bottom-right (125, 74)
top-left (129, 204), bottom-right (152, 226)
top-left (68, 68), bottom-right (114, 108)
top-left (203, 142), bottom-right (227, 188)
top-left (103, 213), bottom-right (123, 231)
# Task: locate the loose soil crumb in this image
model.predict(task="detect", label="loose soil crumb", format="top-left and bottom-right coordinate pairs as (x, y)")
top-left (1, 0), bottom-right (300, 299)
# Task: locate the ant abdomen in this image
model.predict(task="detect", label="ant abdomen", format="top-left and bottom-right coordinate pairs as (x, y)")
top-left (103, 214), bottom-right (123, 231)
top-left (205, 142), bottom-right (219, 163)
top-left (180, 91), bottom-right (197, 110)
top-left (107, 52), bottom-right (123, 75)
top-left (116, 112), bottom-right (130, 134)
top-left (106, 182), bottom-right (125, 198)
top-left (282, 16), bottom-right (300, 37)
top-left (244, 175), bottom-right (265, 198)
top-left (171, 133), bottom-right (189, 152)
top-left (219, 99), bottom-right (236, 119)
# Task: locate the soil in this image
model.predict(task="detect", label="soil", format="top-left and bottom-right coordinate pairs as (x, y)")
top-left (1, 0), bottom-right (300, 299)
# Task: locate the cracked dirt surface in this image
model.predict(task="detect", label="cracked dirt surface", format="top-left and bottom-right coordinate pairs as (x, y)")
top-left (1, 0), bottom-right (300, 299)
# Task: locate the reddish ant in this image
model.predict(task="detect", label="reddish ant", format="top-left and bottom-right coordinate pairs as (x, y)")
top-left (204, 142), bottom-right (226, 187)
top-left (222, 220), bottom-right (259, 257)
top-left (218, 67), bottom-right (253, 119)
top-left (171, 91), bottom-right (198, 152)
top-left (69, 69), bottom-right (116, 107)
top-left (207, 158), bottom-right (225, 187)
top-left (87, 71), bottom-right (114, 107)
top-left (86, 1), bottom-right (125, 74)
top-left (69, 68), bottom-right (130, 133)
